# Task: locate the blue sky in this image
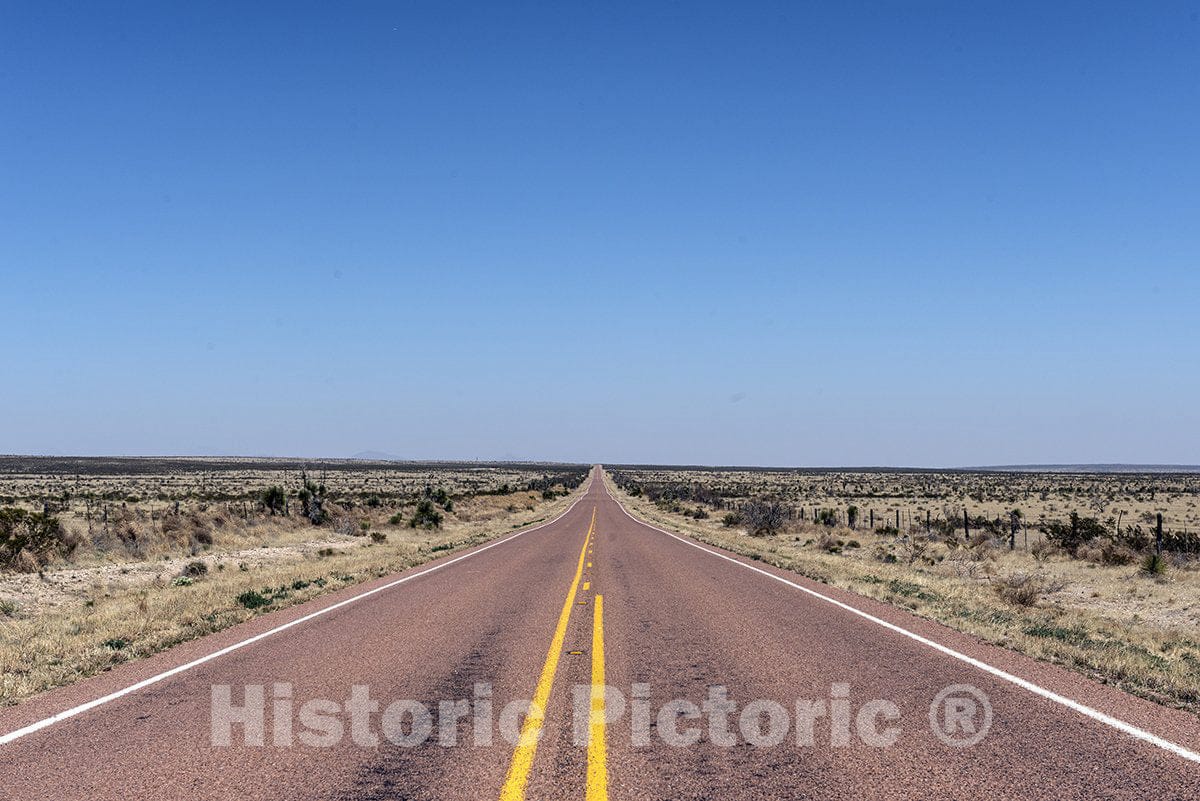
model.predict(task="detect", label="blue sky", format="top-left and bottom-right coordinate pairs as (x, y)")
top-left (2, 2), bottom-right (1198, 466)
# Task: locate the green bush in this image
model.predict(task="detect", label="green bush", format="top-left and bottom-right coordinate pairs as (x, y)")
top-left (260, 485), bottom-right (286, 515)
top-left (236, 590), bottom-right (271, 609)
top-left (297, 472), bottom-right (327, 525)
top-left (410, 500), bottom-right (444, 529)
top-left (1042, 512), bottom-right (1107, 552)
top-left (815, 508), bottom-right (839, 527)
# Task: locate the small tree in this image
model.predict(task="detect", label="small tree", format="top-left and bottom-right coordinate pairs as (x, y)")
top-left (261, 486), bottom-right (286, 516)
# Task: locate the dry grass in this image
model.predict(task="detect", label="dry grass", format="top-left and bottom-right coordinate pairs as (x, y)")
top-left (605, 472), bottom-right (1200, 714)
top-left (609, 466), bottom-right (1200, 544)
top-left (0, 482), bottom-right (583, 705)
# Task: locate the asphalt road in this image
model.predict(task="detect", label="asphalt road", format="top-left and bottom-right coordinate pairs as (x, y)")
top-left (3, 467), bottom-right (1199, 799)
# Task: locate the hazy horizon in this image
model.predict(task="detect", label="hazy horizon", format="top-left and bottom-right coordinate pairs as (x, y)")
top-left (4, 451), bottom-right (1200, 474)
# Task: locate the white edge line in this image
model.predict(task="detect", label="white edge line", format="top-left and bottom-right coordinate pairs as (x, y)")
top-left (0, 481), bottom-right (595, 747)
top-left (609, 492), bottom-right (1200, 765)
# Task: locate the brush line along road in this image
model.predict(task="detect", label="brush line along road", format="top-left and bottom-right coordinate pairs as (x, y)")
top-left (2, 467), bottom-right (1199, 799)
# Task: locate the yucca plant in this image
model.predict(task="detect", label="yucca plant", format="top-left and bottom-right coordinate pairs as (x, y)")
top-left (1140, 552), bottom-right (1167, 577)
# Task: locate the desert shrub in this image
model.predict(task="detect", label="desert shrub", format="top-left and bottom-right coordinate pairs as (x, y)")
top-left (261, 486), bottom-right (286, 515)
top-left (0, 507), bottom-right (78, 570)
top-left (846, 505), bottom-right (859, 528)
top-left (742, 498), bottom-right (788, 537)
top-left (1042, 512), bottom-right (1107, 552)
top-left (721, 512), bottom-right (742, 528)
top-left (388, 513), bottom-right (403, 525)
top-left (1115, 524), bottom-right (1151, 551)
top-left (1076, 539), bottom-right (1136, 566)
top-left (426, 487), bottom-right (452, 508)
top-left (815, 508), bottom-right (838, 527)
top-left (816, 532), bottom-right (841, 553)
top-left (410, 500), bottom-right (444, 530)
top-left (1030, 538), bottom-right (1058, 563)
top-left (964, 534), bottom-right (996, 562)
top-left (370, 531), bottom-right (387, 543)
top-left (297, 472), bottom-right (327, 525)
top-left (692, 508), bottom-right (709, 520)
top-left (236, 590), bottom-right (271, 609)
top-left (333, 516), bottom-right (357, 536)
top-left (179, 560), bottom-right (208, 578)
top-left (946, 552), bottom-right (983, 579)
top-left (898, 534), bottom-right (932, 565)
top-left (993, 572), bottom-right (1063, 606)
top-left (189, 520), bottom-right (215, 548)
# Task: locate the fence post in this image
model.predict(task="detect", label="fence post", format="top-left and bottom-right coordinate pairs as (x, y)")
top-left (963, 509), bottom-right (969, 539)
top-left (896, 509), bottom-right (900, 530)
top-left (1009, 511), bottom-right (1018, 550)
top-left (1156, 513), bottom-right (1163, 556)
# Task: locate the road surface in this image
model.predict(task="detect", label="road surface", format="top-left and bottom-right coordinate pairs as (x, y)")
top-left (3, 467), bottom-right (1199, 799)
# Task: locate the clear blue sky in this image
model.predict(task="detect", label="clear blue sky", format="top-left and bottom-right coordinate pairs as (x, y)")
top-left (2, 2), bottom-right (1198, 466)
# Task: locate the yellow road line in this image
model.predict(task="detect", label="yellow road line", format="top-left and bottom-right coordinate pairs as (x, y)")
top-left (583, 581), bottom-right (590, 590)
top-left (587, 594), bottom-right (608, 801)
top-left (498, 507), bottom-right (596, 801)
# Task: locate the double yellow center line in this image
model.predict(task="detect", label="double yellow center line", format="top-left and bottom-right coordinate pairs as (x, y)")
top-left (499, 506), bottom-right (607, 801)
